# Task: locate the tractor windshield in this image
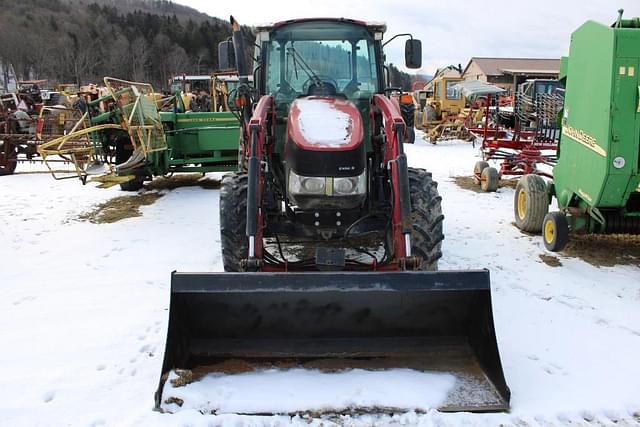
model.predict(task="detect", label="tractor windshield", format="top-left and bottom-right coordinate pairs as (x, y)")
top-left (265, 21), bottom-right (379, 102)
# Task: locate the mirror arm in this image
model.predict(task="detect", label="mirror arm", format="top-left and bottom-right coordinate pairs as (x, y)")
top-left (382, 33), bottom-right (413, 47)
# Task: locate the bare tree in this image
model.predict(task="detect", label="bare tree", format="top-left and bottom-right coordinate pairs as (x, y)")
top-left (130, 37), bottom-right (150, 82)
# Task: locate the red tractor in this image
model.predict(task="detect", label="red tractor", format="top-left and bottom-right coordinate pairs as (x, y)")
top-left (156, 17), bottom-right (509, 414)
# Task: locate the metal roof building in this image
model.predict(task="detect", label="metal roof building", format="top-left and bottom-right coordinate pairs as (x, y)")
top-left (462, 57), bottom-right (561, 93)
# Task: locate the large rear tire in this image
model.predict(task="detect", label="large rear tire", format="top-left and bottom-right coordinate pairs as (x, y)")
top-left (220, 172), bottom-right (248, 271)
top-left (514, 174), bottom-right (549, 233)
top-left (408, 167), bottom-right (444, 271)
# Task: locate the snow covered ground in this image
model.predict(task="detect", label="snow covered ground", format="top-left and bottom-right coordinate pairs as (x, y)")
top-left (1, 133), bottom-right (639, 426)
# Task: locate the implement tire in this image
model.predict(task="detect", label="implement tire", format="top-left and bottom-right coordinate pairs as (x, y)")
top-left (0, 141), bottom-right (18, 176)
top-left (119, 176), bottom-right (144, 191)
top-left (542, 211), bottom-right (569, 252)
top-left (400, 102), bottom-right (416, 144)
top-left (220, 171), bottom-right (248, 272)
top-left (404, 126), bottom-right (416, 144)
top-left (480, 167), bottom-right (499, 192)
top-left (408, 167), bottom-right (444, 271)
top-left (514, 174), bottom-right (549, 233)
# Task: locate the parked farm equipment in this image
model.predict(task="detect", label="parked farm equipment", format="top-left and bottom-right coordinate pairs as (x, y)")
top-left (514, 10), bottom-right (640, 251)
top-left (155, 16), bottom-right (510, 414)
top-left (470, 80), bottom-right (563, 192)
top-left (0, 80), bottom-right (76, 175)
top-left (415, 69), bottom-right (470, 143)
top-left (37, 77), bottom-right (240, 190)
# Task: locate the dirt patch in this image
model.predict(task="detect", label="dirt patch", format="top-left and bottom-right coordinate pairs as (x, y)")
top-left (78, 192), bottom-right (164, 224)
top-left (453, 176), bottom-right (518, 193)
top-left (144, 173), bottom-right (221, 190)
top-left (539, 254), bottom-right (562, 267)
top-left (561, 234), bottom-right (640, 268)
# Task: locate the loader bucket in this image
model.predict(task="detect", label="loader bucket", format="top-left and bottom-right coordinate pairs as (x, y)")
top-left (155, 270), bottom-right (510, 413)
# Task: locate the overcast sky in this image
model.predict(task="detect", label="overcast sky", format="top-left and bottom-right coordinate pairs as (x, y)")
top-left (173, 0), bottom-right (638, 75)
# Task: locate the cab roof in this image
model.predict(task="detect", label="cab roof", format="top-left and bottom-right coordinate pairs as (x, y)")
top-left (255, 18), bottom-right (386, 34)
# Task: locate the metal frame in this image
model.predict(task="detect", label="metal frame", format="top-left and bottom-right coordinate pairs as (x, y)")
top-left (470, 93), bottom-right (559, 181)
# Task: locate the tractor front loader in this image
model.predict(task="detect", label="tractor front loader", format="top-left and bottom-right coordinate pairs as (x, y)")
top-left (156, 17), bottom-right (510, 414)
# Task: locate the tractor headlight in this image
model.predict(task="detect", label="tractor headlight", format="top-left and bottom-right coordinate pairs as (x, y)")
top-left (289, 173), bottom-right (325, 195)
top-left (334, 174), bottom-right (366, 195)
top-left (301, 177), bottom-right (326, 193)
top-left (288, 170), bottom-right (366, 196)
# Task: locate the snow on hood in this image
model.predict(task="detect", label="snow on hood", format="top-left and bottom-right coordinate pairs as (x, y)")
top-left (288, 97), bottom-right (363, 151)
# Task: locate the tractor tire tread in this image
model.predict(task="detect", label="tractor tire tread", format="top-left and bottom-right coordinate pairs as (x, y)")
top-left (220, 172), bottom-right (249, 272)
top-left (514, 174), bottom-right (549, 233)
top-left (408, 167), bottom-right (444, 271)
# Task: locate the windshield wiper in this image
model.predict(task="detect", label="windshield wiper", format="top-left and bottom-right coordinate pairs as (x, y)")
top-left (286, 45), bottom-right (323, 88)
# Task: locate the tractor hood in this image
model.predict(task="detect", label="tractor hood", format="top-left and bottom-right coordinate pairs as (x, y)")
top-left (288, 97), bottom-right (364, 151)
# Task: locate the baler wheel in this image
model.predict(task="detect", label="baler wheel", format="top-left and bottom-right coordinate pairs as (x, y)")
top-left (480, 167), bottom-right (499, 192)
top-left (473, 161), bottom-right (489, 184)
top-left (220, 171), bottom-right (248, 271)
top-left (513, 174), bottom-right (549, 232)
top-left (542, 211), bottom-right (569, 252)
top-left (408, 168), bottom-right (444, 271)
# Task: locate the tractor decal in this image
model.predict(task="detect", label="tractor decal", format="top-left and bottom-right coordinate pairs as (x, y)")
top-left (561, 125), bottom-right (605, 157)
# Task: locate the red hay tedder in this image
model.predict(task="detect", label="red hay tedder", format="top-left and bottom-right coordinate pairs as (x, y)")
top-left (462, 82), bottom-right (564, 192)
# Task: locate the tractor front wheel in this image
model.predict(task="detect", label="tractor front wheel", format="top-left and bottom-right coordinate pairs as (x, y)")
top-left (408, 167), bottom-right (444, 271)
top-left (542, 211), bottom-right (569, 252)
top-left (220, 171), bottom-right (248, 271)
top-left (514, 174), bottom-right (549, 232)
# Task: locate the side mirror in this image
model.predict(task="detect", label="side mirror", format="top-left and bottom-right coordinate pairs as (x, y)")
top-left (218, 40), bottom-right (236, 71)
top-left (405, 39), bottom-right (422, 69)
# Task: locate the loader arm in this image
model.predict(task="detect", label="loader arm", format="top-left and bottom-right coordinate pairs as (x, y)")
top-left (373, 94), bottom-right (414, 265)
top-left (243, 95), bottom-right (275, 269)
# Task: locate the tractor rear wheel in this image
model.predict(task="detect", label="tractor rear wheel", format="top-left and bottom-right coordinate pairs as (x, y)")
top-left (514, 174), bottom-right (549, 233)
top-left (220, 171), bottom-right (248, 271)
top-left (408, 167), bottom-right (444, 271)
top-left (542, 211), bottom-right (569, 252)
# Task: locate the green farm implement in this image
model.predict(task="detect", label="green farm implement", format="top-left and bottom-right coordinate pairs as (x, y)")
top-left (514, 10), bottom-right (640, 251)
top-left (37, 77), bottom-right (240, 190)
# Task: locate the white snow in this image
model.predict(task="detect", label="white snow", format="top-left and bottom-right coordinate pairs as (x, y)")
top-left (162, 368), bottom-right (455, 414)
top-left (295, 98), bottom-right (355, 147)
top-left (1, 132), bottom-right (640, 426)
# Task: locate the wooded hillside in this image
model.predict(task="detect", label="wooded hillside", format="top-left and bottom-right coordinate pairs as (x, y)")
top-left (0, 0), bottom-right (414, 91)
